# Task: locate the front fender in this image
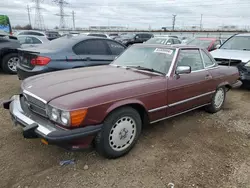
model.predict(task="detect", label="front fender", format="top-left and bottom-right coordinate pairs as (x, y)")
top-left (105, 99), bottom-right (147, 116)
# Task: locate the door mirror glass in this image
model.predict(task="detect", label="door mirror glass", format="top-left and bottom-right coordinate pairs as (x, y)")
top-left (176, 66), bottom-right (191, 74)
top-left (135, 36), bottom-right (139, 39)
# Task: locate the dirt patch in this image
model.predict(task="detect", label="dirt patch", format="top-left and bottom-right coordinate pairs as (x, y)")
top-left (1, 74), bottom-right (250, 188)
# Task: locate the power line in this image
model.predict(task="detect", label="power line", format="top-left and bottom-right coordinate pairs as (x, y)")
top-left (53, 0), bottom-right (70, 29)
top-left (27, 5), bottom-right (32, 28)
top-left (33, 0), bottom-right (45, 30)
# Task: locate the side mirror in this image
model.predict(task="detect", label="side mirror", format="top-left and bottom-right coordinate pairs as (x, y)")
top-left (215, 44), bottom-right (220, 49)
top-left (176, 66), bottom-right (191, 75)
top-left (166, 42), bottom-right (171, 45)
top-left (135, 36), bottom-right (139, 39)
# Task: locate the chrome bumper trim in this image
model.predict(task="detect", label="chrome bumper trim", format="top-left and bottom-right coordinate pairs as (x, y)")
top-left (9, 95), bottom-right (54, 135)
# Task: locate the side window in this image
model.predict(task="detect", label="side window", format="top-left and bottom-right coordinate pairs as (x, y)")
top-left (177, 49), bottom-right (204, 71)
top-left (174, 39), bottom-right (181, 44)
top-left (30, 37), bottom-right (42, 44)
top-left (73, 40), bottom-right (108, 55)
top-left (166, 39), bottom-right (174, 45)
top-left (201, 50), bottom-right (215, 67)
top-left (106, 40), bottom-right (125, 55)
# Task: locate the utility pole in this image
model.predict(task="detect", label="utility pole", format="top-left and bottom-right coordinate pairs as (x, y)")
top-left (72, 10), bottom-right (75, 30)
top-left (172, 14), bottom-right (176, 31)
top-left (27, 5), bottom-right (32, 28)
top-left (33, 0), bottom-right (45, 30)
top-left (200, 14), bottom-right (203, 31)
top-left (53, 0), bottom-right (69, 29)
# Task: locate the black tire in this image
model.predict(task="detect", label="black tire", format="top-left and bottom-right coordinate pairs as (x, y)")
top-left (95, 107), bottom-right (142, 159)
top-left (1, 53), bottom-right (19, 74)
top-left (205, 86), bottom-right (226, 113)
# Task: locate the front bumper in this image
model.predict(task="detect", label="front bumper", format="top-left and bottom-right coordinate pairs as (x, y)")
top-left (3, 95), bottom-right (102, 145)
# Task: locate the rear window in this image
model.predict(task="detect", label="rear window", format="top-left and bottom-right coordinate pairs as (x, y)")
top-left (33, 37), bottom-right (75, 50)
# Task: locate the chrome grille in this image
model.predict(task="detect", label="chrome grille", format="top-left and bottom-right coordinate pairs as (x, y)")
top-left (23, 93), bottom-right (47, 117)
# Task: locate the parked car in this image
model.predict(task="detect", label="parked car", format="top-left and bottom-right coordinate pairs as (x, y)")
top-left (3, 44), bottom-right (241, 158)
top-left (16, 35), bottom-right (126, 80)
top-left (109, 33), bottom-right (119, 39)
top-left (145, 36), bottom-right (181, 45)
top-left (210, 33), bottom-right (250, 87)
top-left (117, 33), bottom-right (154, 46)
top-left (0, 32), bottom-right (20, 74)
top-left (187, 37), bottom-right (221, 51)
top-left (17, 35), bottom-right (50, 48)
top-left (17, 30), bottom-right (61, 40)
top-left (87, 33), bottom-right (110, 38)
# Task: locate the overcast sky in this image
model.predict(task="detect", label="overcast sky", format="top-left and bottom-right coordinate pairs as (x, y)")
top-left (2, 0), bottom-right (250, 29)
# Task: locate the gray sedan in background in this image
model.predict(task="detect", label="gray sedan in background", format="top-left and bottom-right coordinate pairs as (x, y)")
top-left (17, 35), bottom-right (126, 80)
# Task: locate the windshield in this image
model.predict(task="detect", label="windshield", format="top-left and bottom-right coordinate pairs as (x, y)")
top-left (145, 38), bottom-right (168, 45)
top-left (220, 36), bottom-right (250, 50)
top-left (121, 33), bottom-right (135, 39)
top-left (112, 46), bottom-right (175, 74)
top-left (188, 38), bottom-right (212, 48)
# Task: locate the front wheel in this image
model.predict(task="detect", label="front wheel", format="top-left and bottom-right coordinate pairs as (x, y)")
top-left (205, 87), bottom-right (226, 113)
top-left (95, 107), bottom-right (142, 159)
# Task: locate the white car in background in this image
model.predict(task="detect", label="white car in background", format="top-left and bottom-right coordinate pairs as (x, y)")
top-left (144, 36), bottom-right (181, 45)
top-left (17, 35), bottom-right (50, 48)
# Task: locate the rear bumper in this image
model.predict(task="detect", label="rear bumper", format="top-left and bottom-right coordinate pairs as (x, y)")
top-left (3, 95), bottom-right (102, 145)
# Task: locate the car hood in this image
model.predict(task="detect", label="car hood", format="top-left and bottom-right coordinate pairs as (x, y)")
top-left (22, 65), bottom-right (152, 102)
top-left (210, 49), bottom-right (250, 63)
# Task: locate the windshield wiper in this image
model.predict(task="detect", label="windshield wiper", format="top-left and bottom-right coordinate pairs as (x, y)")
top-left (126, 65), bottom-right (165, 75)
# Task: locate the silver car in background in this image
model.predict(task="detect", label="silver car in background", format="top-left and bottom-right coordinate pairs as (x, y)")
top-left (210, 33), bottom-right (250, 87)
top-left (144, 36), bottom-right (181, 45)
top-left (17, 35), bottom-right (50, 48)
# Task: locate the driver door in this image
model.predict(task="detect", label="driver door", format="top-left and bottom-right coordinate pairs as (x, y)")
top-left (167, 49), bottom-right (214, 116)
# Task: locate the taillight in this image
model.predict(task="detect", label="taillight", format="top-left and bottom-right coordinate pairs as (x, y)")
top-left (31, 56), bottom-right (51, 66)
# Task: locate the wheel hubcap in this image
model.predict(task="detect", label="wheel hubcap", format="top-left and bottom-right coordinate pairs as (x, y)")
top-left (214, 89), bottom-right (224, 108)
top-left (7, 57), bottom-right (19, 72)
top-left (109, 116), bottom-right (137, 151)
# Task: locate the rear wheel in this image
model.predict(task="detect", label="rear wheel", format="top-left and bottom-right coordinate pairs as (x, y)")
top-left (95, 107), bottom-right (142, 159)
top-left (1, 53), bottom-right (19, 74)
top-left (205, 87), bottom-right (226, 113)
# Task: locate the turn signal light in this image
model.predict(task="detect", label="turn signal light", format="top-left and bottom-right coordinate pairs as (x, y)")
top-left (31, 56), bottom-right (51, 66)
top-left (70, 109), bottom-right (88, 127)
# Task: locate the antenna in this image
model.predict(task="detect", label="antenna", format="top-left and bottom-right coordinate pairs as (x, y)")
top-left (53, 0), bottom-right (70, 29)
top-left (33, 0), bottom-right (45, 30)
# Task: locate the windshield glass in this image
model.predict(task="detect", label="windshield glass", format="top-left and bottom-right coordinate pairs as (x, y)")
top-left (145, 38), bottom-right (168, 44)
top-left (220, 36), bottom-right (250, 50)
top-left (112, 46), bottom-right (175, 74)
top-left (188, 39), bottom-right (212, 48)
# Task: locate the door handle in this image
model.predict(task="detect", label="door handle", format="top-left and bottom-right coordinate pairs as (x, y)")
top-left (205, 75), bottom-right (212, 80)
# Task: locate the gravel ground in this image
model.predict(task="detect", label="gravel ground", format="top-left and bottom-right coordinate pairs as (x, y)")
top-left (1, 74), bottom-right (250, 188)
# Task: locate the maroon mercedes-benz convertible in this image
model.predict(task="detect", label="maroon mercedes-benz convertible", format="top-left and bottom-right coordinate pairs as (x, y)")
top-left (3, 44), bottom-right (241, 158)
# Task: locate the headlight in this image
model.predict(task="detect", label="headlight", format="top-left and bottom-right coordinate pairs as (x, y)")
top-left (51, 108), bottom-right (60, 121)
top-left (60, 111), bottom-right (70, 126)
top-left (245, 61), bottom-right (250, 67)
top-left (47, 106), bottom-right (87, 127)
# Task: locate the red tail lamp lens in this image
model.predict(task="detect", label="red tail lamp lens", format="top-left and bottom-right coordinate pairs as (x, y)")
top-left (31, 56), bottom-right (51, 66)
